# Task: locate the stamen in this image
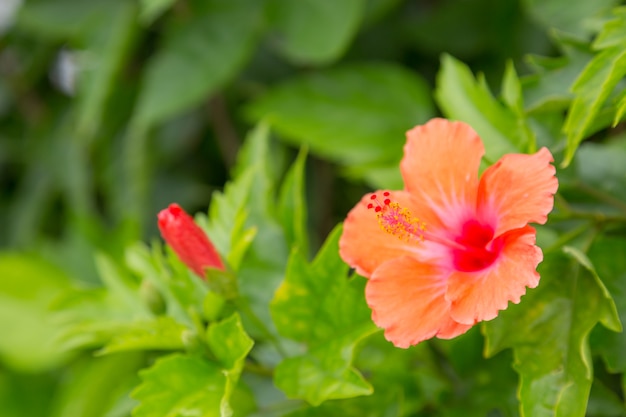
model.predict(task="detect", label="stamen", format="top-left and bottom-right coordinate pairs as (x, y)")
top-left (367, 192), bottom-right (426, 242)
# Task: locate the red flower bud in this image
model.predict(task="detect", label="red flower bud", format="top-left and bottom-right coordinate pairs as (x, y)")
top-left (157, 203), bottom-right (225, 278)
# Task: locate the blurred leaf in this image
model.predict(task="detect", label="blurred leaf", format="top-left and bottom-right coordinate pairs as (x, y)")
top-left (574, 139), bottom-right (626, 203)
top-left (522, 41), bottom-right (592, 113)
top-left (126, 241), bottom-right (205, 327)
top-left (138, 0), bottom-right (175, 24)
top-left (589, 236), bottom-right (626, 373)
top-left (268, 0), bottom-right (364, 65)
top-left (97, 316), bottom-right (187, 356)
top-left (132, 0), bottom-right (263, 129)
top-left (484, 248), bottom-right (621, 417)
top-left (74, 0), bottom-right (138, 141)
top-left (563, 47), bottom-right (626, 166)
top-left (587, 378), bottom-right (626, 417)
top-left (271, 225), bottom-right (376, 404)
top-left (206, 313), bottom-right (254, 371)
top-left (404, 0), bottom-right (525, 61)
top-left (50, 352), bottom-right (144, 417)
top-left (131, 354), bottom-right (226, 417)
top-left (16, 0), bottom-right (108, 39)
top-left (248, 63), bottom-right (434, 189)
top-left (0, 253), bottom-right (72, 372)
top-left (522, 0), bottom-right (617, 39)
top-left (592, 7), bottom-right (626, 49)
top-left (435, 54), bottom-right (533, 162)
top-left (277, 148), bottom-right (308, 255)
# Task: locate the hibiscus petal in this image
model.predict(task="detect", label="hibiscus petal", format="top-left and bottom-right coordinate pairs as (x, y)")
top-left (446, 226), bottom-right (542, 325)
top-left (478, 147), bottom-right (558, 236)
top-left (401, 118), bottom-right (484, 230)
top-left (339, 191), bottom-right (434, 277)
top-left (366, 256), bottom-right (471, 348)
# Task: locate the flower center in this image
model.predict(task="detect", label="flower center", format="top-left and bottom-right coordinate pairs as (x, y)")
top-left (369, 193), bottom-right (500, 272)
top-left (452, 219), bottom-right (500, 272)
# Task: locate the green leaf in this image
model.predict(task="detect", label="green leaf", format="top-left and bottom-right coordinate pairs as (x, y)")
top-left (247, 63), bottom-right (434, 189)
top-left (269, 0), bottom-right (364, 65)
top-left (277, 148), bottom-right (309, 255)
top-left (97, 316), bottom-right (188, 355)
top-left (588, 236), bottom-right (626, 373)
top-left (483, 248), bottom-right (621, 417)
top-left (0, 253), bottom-right (72, 372)
top-left (131, 354), bottom-right (227, 417)
top-left (271, 225), bottom-right (376, 404)
top-left (563, 47), bottom-right (626, 166)
top-left (132, 0), bottom-right (263, 129)
top-left (434, 54), bottom-right (531, 162)
top-left (206, 313), bottom-right (254, 371)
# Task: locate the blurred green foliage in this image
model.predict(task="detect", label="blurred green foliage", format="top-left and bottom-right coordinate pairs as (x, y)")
top-left (3, 0), bottom-right (626, 416)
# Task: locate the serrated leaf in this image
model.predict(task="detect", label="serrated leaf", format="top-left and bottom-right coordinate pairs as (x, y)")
top-left (132, 354), bottom-right (226, 417)
top-left (483, 249), bottom-right (621, 417)
top-left (274, 330), bottom-right (374, 406)
top-left (206, 313), bottom-right (254, 371)
top-left (269, 0), bottom-right (364, 65)
top-left (435, 54), bottom-right (532, 162)
top-left (97, 316), bottom-right (187, 355)
top-left (277, 148), bottom-right (309, 255)
top-left (247, 63), bottom-right (434, 189)
top-left (271, 226), bottom-right (372, 344)
top-left (563, 47), bottom-right (626, 166)
top-left (132, 0), bottom-right (263, 129)
top-left (271, 225), bottom-right (376, 405)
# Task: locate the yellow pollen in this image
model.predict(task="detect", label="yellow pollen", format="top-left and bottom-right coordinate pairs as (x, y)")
top-left (374, 201), bottom-right (426, 242)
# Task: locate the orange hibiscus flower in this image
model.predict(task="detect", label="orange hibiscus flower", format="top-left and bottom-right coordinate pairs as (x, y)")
top-left (339, 118), bottom-right (558, 348)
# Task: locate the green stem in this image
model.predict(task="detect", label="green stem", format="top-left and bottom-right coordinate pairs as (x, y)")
top-left (234, 297), bottom-right (288, 359)
top-left (571, 182), bottom-right (626, 213)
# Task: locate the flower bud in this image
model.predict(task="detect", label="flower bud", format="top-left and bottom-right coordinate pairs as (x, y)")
top-left (157, 203), bottom-right (225, 278)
